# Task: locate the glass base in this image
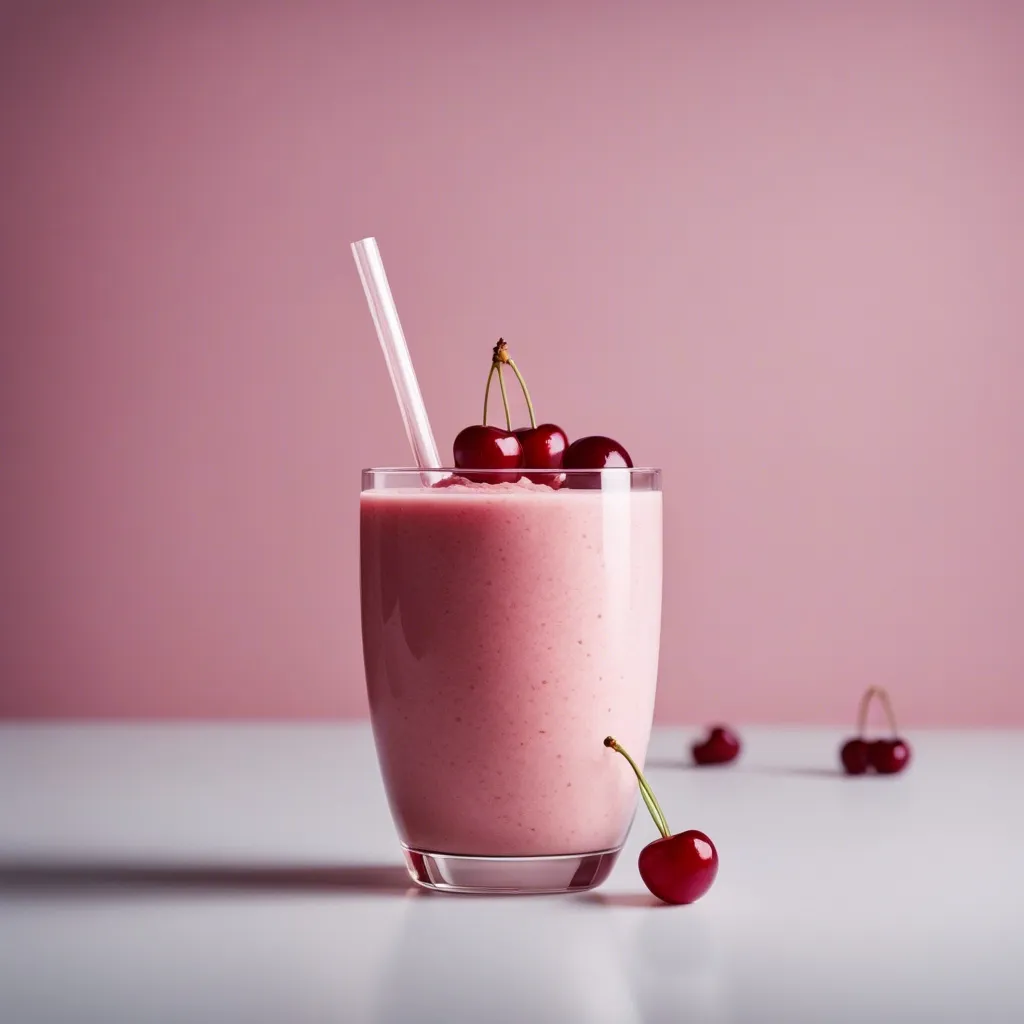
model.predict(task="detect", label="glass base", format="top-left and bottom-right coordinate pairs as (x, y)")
top-left (402, 846), bottom-right (620, 894)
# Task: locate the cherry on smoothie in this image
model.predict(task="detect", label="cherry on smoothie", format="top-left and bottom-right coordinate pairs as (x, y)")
top-left (514, 424), bottom-right (568, 485)
top-left (604, 736), bottom-right (719, 905)
top-left (563, 436), bottom-right (633, 470)
top-left (453, 425), bottom-right (523, 478)
top-left (692, 725), bottom-right (741, 766)
top-left (839, 686), bottom-right (912, 776)
top-left (453, 339), bottom-right (566, 484)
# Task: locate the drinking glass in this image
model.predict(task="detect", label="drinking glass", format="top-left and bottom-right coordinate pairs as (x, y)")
top-left (360, 467), bottom-right (662, 893)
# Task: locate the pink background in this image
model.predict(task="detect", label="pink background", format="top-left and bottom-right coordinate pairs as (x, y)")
top-left (1, 0), bottom-right (1022, 725)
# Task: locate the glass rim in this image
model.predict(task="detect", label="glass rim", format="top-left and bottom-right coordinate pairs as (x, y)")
top-left (362, 466), bottom-right (660, 475)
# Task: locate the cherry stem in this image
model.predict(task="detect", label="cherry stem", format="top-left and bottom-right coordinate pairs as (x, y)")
top-left (604, 736), bottom-right (671, 839)
top-left (496, 362), bottom-right (512, 431)
top-left (855, 686), bottom-right (899, 737)
top-left (482, 362), bottom-right (497, 426)
top-left (505, 358), bottom-right (536, 430)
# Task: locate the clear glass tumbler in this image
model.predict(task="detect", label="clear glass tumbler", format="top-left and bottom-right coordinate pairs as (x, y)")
top-left (360, 467), bottom-right (662, 894)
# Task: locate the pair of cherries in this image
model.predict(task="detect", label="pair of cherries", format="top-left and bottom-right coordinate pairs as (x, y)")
top-left (839, 686), bottom-right (912, 775)
top-left (452, 340), bottom-right (632, 478)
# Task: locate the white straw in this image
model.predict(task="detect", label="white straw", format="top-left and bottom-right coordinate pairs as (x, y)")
top-left (351, 237), bottom-right (442, 474)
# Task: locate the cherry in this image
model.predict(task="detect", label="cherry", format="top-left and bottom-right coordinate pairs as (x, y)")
top-left (839, 687), bottom-right (912, 776)
top-left (453, 424), bottom-right (523, 480)
top-left (638, 830), bottom-right (720, 906)
top-left (563, 435), bottom-right (633, 470)
top-left (514, 424), bottom-right (568, 485)
top-left (870, 738), bottom-right (912, 775)
top-left (604, 736), bottom-right (718, 905)
top-left (691, 725), bottom-right (741, 766)
top-left (839, 738), bottom-right (871, 775)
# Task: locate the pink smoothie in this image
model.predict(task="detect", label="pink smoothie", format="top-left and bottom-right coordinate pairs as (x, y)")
top-left (360, 476), bottom-right (662, 857)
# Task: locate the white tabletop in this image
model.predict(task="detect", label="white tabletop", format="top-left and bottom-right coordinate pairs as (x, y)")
top-left (1, 723), bottom-right (1022, 1023)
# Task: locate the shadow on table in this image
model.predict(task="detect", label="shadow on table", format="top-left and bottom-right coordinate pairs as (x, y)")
top-left (0, 859), bottom-right (414, 896)
top-left (644, 757), bottom-right (842, 778)
top-left (570, 891), bottom-right (668, 909)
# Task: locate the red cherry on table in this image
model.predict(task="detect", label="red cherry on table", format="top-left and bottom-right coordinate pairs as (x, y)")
top-left (839, 738), bottom-right (871, 775)
top-left (563, 435), bottom-right (633, 469)
top-left (692, 725), bottom-right (741, 766)
top-left (513, 424), bottom-right (568, 484)
top-left (638, 830), bottom-right (719, 905)
top-left (870, 738), bottom-right (912, 775)
top-left (453, 425), bottom-right (523, 482)
top-left (604, 736), bottom-right (719, 906)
